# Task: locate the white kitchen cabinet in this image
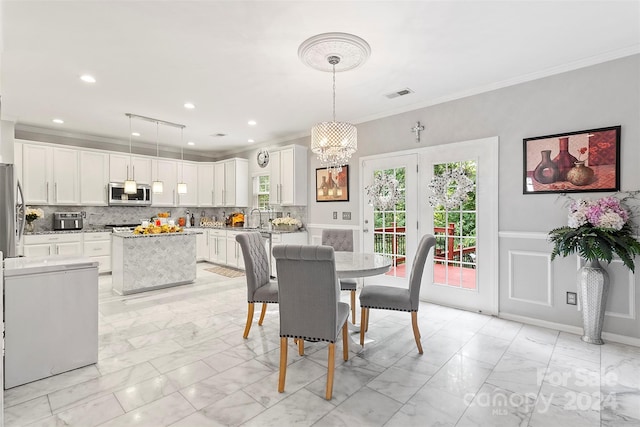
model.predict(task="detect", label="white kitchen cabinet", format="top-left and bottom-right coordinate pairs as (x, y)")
top-left (225, 230), bottom-right (244, 269)
top-left (83, 232), bottom-right (111, 273)
top-left (194, 229), bottom-right (209, 261)
top-left (22, 233), bottom-right (83, 257)
top-left (109, 154), bottom-right (152, 185)
top-left (22, 143), bottom-right (80, 205)
top-left (208, 229), bottom-right (226, 264)
top-left (80, 151), bottom-right (109, 205)
top-left (270, 145), bottom-right (307, 206)
top-left (177, 162), bottom-right (198, 207)
top-left (52, 147), bottom-right (80, 204)
top-left (214, 159), bottom-right (248, 207)
top-left (152, 159), bottom-right (178, 207)
top-left (22, 143), bottom-right (52, 204)
top-left (197, 163), bottom-right (215, 207)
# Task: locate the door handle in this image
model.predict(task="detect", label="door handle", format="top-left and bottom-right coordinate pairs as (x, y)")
top-left (17, 180), bottom-right (26, 239)
top-left (46, 182), bottom-right (50, 203)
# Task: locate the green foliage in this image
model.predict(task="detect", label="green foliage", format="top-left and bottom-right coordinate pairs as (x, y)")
top-left (549, 223), bottom-right (640, 272)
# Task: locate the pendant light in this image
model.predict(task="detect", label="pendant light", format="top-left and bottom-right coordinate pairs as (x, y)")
top-left (298, 32), bottom-right (370, 175)
top-left (152, 122), bottom-right (164, 194)
top-left (177, 127), bottom-right (187, 194)
top-left (124, 114), bottom-right (137, 194)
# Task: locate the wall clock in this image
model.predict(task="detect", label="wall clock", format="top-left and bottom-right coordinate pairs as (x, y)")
top-left (257, 149), bottom-right (270, 168)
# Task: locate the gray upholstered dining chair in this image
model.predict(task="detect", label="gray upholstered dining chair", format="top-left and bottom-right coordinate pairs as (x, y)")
top-left (236, 232), bottom-right (278, 339)
top-left (322, 229), bottom-right (358, 323)
top-left (273, 244), bottom-right (349, 400)
top-left (359, 234), bottom-right (436, 354)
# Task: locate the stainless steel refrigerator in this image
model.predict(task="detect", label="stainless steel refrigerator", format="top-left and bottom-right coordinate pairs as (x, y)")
top-left (0, 163), bottom-right (25, 259)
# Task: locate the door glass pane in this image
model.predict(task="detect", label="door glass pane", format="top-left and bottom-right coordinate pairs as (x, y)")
top-left (371, 166), bottom-right (407, 278)
top-left (432, 161), bottom-right (477, 289)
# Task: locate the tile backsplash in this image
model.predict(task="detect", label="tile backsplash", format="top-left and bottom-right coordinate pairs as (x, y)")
top-left (27, 205), bottom-right (307, 231)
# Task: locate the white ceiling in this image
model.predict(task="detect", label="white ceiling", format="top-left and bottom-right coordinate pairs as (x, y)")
top-left (2, 1), bottom-right (639, 155)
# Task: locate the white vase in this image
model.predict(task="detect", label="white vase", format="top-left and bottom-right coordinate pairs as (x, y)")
top-left (578, 259), bottom-right (609, 345)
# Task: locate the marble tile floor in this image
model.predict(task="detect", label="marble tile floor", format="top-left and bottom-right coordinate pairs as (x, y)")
top-left (4, 263), bottom-right (640, 426)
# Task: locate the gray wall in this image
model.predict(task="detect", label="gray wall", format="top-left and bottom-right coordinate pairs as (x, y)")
top-left (270, 55), bottom-right (640, 339)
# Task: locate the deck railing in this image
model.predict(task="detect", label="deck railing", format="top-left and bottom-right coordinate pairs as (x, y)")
top-left (373, 225), bottom-right (406, 265)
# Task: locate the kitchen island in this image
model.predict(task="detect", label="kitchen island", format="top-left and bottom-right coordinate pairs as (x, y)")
top-left (111, 231), bottom-right (201, 295)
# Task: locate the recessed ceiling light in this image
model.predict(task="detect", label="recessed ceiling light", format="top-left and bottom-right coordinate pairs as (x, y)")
top-left (52, 118), bottom-right (64, 124)
top-left (184, 103), bottom-right (195, 109)
top-left (131, 132), bottom-right (141, 137)
top-left (80, 74), bottom-right (96, 83)
top-left (187, 141), bottom-right (195, 146)
top-left (248, 139), bottom-right (255, 143)
top-left (248, 120), bottom-right (257, 126)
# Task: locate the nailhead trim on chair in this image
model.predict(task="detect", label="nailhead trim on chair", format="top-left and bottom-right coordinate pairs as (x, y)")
top-left (280, 334), bottom-right (336, 344)
top-left (248, 300), bottom-right (277, 304)
top-left (360, 305), bottom-right (417, 312)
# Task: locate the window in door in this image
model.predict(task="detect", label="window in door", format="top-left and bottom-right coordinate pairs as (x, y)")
top-left (372, 167), bottom-right (407, 278)
top-left (432, 161), bottom-right (477, 289)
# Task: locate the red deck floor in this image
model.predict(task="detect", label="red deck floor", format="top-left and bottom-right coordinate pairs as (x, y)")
top-left (386, 262), bottom-right (477, 290)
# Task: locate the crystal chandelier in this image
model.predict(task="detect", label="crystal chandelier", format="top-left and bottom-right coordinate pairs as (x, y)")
top-left (311, 55), bottom-right (357, 173)
top-left (299, 32), bottom-right (370, 173)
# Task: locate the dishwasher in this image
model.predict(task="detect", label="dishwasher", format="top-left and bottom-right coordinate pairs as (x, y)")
top-left (3, 255), bottom-right (99, 388)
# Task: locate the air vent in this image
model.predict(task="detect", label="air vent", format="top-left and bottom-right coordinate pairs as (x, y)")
top-left (385, 88), bottom-right (414, 99)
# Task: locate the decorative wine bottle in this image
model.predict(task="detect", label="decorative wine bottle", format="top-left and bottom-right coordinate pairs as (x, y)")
top-left (533, 150), bottom-right (559, 184)
top-left (553, 137), bottom-right (578, 181)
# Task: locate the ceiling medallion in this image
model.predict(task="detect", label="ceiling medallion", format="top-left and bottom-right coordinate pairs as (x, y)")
top-left (298, 32), bottom-right (371, 72)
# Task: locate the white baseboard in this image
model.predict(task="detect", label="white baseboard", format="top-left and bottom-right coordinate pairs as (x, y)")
top-left (499, 312), bottom-right (640, 347)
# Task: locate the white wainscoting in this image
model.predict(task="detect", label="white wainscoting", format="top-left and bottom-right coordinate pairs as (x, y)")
top-left (508, 250), bottom-right (553, 307)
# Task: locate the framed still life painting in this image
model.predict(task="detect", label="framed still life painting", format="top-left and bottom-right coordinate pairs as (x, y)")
top-left (316, 166), bottom-right (349, 202)
top-left (523, 125), bottom-right (620, 194)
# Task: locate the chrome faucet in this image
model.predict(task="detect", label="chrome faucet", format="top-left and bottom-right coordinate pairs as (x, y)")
top-left (249, 208), bottom-right (263, 229)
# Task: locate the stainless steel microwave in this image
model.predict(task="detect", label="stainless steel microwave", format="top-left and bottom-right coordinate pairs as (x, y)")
top-left (108, 182), bottom-right (152, 206)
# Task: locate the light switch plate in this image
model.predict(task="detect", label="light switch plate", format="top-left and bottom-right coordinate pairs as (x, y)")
top-left (333, 211), bottom-right (337, 220)
top-left (342, 212), bottom-right (351, 220)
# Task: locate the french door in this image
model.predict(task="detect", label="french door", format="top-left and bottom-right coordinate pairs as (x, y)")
top-left (420, 137), bottom-right (499, 315)
top-left (361, 154), bottom-right (418, 287)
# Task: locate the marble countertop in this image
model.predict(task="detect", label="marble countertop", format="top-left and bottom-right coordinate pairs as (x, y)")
top-left (112, 230), bottom-right (203, 239)
top-left (24, 228), bottom-right (109, 235)
top-left (25, 226), bottom-right (306, 235)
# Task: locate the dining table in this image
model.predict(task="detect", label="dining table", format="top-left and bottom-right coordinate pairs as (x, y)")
top-left (334, 251), bottom-right (393, 279)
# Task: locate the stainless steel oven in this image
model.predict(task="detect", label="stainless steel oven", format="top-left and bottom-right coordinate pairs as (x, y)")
top-left (108, 183), bottom-right (152, 206)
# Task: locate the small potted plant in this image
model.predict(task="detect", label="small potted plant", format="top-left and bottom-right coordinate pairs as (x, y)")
top-left (549, 194), bottom-right (640, 344)
top-left (25, 207), bottom-right (44, 232)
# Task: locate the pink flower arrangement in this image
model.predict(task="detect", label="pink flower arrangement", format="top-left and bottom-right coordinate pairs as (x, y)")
top-left (568, 197), bottom-right (629, 230)
top-left (550, 194), bottom-right (640, 271)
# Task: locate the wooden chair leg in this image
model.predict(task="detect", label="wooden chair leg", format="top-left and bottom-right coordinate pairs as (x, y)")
top-left (342, 322), bottom-right (349, 361)
top-left (364, 307), bottom-right (370, 332)
top-left (278, 337), bottom-right (288, 393)
top-left (326, 343), bottom-right (335, 400)
top-left (411, 311), bottom-right (423, 354)
top-left (243, 303), bottom-right (255, 339)
top-left (350, 290), bottom-right (356, 324)
top-left (298, 338), bottom-right (305, 356)
top-left (360, 307), bottom-right (367, 346)
top-left (258, 303), bottom-right (268, 326)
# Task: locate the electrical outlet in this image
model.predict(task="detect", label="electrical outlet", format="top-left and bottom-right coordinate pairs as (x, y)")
top-left (81, 211), bottom-right (86, 218)
top-left (566, 292), bottom-right (577, 305)
top-left (342, 212), bottom-right (351, 220)
top-left (333, 211), bottom-right (337, 220)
